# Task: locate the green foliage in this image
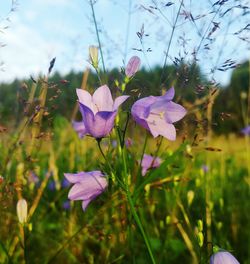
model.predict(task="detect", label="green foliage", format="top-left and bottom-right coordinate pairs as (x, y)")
top-left (214, 60), bottom-right (250, 134)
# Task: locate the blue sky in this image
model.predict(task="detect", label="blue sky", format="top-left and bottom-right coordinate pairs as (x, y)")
top-left (0, 0), bottom-right (249, 85)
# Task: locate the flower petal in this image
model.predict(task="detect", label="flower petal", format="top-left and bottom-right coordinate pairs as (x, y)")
top-left (132, 96), bottom-right (156, 119)
top-left (68, 176), bottom-right (107, 200)
top-left (147, 115), bottom-right (176, 140)
top-left (72, 121), bottom-right (87, 138)
top-left (210, 251), bottom-right (240, 264)
top-left (93, 85), bottom-right (113, 111)
top-left (125, 56), bottom-right (141, 77)
top-left (79, 103), bottom-right (117, 138)
top-left (113, 95), bottom-right (130, 111)
top-left (162, 87), bottom-right (175, 101)
top-left (64, 172), bottom-right (92, 183)
top-left (76, 89), bottom-right (97, 113)
top-left (91, 111), bottom-right (117, 138)
top-left (164, 101), bottom-right (187, 123)
top-left (79, 103), bottom-right (94, 132)
top-left (141, 154), bottom-right (162, 176)
top-left (131, 96), bottom-right (156, 130)
top-left (82, 199), bottom-right (92, 211)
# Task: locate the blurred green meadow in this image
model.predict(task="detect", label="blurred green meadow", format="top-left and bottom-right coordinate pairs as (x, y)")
top-left (0, 71), bottom-right (249, 263)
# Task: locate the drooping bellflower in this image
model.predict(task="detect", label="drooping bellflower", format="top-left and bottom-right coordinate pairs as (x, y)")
top-left (131, 87), bottom-right (186, 140)
top-left (64, 171), bottom-right (108, 211)
top-left (73, 85), bottom-right (129, 139)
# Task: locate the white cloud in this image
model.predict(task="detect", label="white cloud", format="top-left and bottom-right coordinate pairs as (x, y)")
top-left (0, 16), bottom-right (64, 82)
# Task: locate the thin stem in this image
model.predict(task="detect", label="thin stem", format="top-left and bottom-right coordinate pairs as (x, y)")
top-left (195, 6), bottom-right (221, 57)
top-left (97, 139), bottom-right (126, 191)
top-left (161, 0), bottom-right (184, 84)
top-left (136, 133), bottom-right (148, 178)
top-left (2, 113), bottom-right (34, 180)
top-left (122, 148), bottom-right (156, 264)
top-left (127, 190), bottom-right (156, 264)
top-left (121, 112), bottom-right (130, 149)
top-left (124, 0), bottom-right (132, 64)
top-left (90, 0), bottom-right (106, 74)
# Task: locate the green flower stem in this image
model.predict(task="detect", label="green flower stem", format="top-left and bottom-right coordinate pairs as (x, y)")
top-left (89, 0), bottom-right (106, 75)
top-left (122, 148), bottom-right (156, 264)
top-left (161, 0), bottom-right (183, 83)
top-left (136, 133), bottom-right (148, 179)
top-left (126, 191), bottom-right (156, 264)
top-left (97, 139), bottom-right (126, 191)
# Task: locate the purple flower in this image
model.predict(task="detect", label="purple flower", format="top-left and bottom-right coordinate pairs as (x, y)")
top-left (62, 200), bottom-right (71, 211)
top-left (73, 85), bottom-right (129, 139)
top-left (202, 165), bottom-right (209, 173)
top-left (48, 180), bottom-right (56, 191)
top-left (141, 154), bottom-right (162, 176)
top-left (61, 178), bottom-right (71, 189)
top-left (64, 171), bottom-right (108, 211)
top-left (131, 87), bottom-right (186, 140)
top-left (125, 56), bottom-right (141, 77)
top-left (241, 125), bottom-right (250, 135)
top-left (210, 251), bottom-right (240, 264)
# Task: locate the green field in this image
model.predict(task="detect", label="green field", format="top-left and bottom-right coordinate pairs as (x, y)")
top-left (1, 109), bottom-right (249, 263)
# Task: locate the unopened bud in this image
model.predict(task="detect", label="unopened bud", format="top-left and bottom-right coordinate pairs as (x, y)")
top-left (125, 56), bottom-right (141, 77)
top-left (197, 232), bottom-right (204, 247)
top-left (89, 45), bottom-right (99, 69)
top-left (17, 199), bottom-right (28, 224)
top-left (187, 190), bottom-right (195, 206)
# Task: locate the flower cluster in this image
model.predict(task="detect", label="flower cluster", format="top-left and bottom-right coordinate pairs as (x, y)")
top-left (64, 56), bottom-right (187, 211)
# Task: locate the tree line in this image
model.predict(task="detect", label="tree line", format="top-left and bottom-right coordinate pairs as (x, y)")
top-left (0, 61), bottom-right (249, 134)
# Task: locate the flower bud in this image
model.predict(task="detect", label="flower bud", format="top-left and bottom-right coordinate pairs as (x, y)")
top-left (197, 219), bottom-right (203, 232)
top-left (125, 56), bottom-right (141, 77)
top-left (89, 45), bottom-right (98, 69)
top-left (17, 199), bottom-right (28, 224)
top-left (187, 190), bottom-right (195, 206)
top-left (197, 232), bottom-right (204, 247)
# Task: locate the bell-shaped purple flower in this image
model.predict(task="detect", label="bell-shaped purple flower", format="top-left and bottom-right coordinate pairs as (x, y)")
top-left (141, 154), bottom-right (162, 176)
top-left (210, 251), bottom-right (240, 264)
top-left (125, 56), bottom-right (141, 77)
top-left (73, 85), bottom-right (129, 139)
top-left (131, 87), bottom-right (186, 140)
top-left (64, 171), bottom-right (108, 211)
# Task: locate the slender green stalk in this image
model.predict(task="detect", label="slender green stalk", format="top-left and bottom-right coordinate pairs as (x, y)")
top-left (136, 133), bottom-right (148, 179)
top-left (127, 187), bottom-right (156, 264)
top-left (89, 0), bottom-right (106, 74)
top-left (161, 0), bottom-right (184, 83)
top-left (97, 139), bottom-right (126, 191)
top-left (0, 239), bottom-right (13, 264)
top-left (121, 112), bottom-right (130, 149)
top-left (124, 0), bottom-right (132, 64)
top-left (122, 148), bottom-right (156, 264)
